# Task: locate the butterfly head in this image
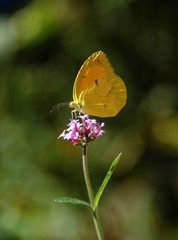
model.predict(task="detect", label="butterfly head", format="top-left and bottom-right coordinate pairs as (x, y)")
top-left (69, 100), bottom-right (83, 113)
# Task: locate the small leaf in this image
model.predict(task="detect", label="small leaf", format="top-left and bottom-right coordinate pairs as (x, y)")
top-left (54, 197), bottom-right (91, 209)
top-left (93, 153), bottom-right (122, 211)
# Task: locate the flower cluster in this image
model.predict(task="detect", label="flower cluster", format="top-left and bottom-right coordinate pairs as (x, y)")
top-left (58, 115), bottom-right (105, 146)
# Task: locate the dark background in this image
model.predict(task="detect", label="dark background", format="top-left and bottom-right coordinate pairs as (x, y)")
top-left (0, 0), bottom-right (177, 239)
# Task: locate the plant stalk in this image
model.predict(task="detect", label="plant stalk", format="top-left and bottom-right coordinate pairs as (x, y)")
top-left (82, 145), bottom-right (104, 240)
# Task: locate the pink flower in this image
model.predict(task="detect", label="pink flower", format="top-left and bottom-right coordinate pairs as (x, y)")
top-left (58, 115), bottom-right (105, 146)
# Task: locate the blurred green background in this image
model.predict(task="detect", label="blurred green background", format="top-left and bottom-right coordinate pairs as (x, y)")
top-left (0, 0), bottom-right (177, 239)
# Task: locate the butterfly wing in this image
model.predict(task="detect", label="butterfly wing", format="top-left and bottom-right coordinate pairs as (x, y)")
top-left (72, 51), bottom-right (108, 101)
top-left (72, 51), bottom-right (127, 117)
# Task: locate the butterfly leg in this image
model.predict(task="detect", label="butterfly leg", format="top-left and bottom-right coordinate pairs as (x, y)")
top-left (71, 110), bottom-right (78, 119)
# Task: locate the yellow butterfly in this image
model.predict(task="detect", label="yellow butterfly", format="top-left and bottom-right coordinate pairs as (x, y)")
top-left (69, 51), bottom-right (127, 117)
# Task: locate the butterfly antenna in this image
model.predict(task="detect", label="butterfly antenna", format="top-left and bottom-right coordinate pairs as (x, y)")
top-left (50, 102), bottom-right (69, 114)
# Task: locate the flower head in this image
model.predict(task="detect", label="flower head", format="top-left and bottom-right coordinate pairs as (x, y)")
top-left (58, 115), bottom-right (105, 146)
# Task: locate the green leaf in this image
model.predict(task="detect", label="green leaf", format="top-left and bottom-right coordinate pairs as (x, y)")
top-left (54, 197), bottom-right (91, 209)
top-left (93, 153), bottom-right (122, 211)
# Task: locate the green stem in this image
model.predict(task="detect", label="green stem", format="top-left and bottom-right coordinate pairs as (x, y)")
top-left (82, 145), bottom-right (94, 206)
top-left (82, 145), bottom-right (104, 240)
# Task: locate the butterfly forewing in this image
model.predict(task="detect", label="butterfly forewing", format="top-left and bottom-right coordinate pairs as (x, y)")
top-left (73, 51), bottom-right (114, 101)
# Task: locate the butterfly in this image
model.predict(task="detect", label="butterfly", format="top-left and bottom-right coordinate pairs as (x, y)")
top-left (69, 51), bottom-right (127, 117)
